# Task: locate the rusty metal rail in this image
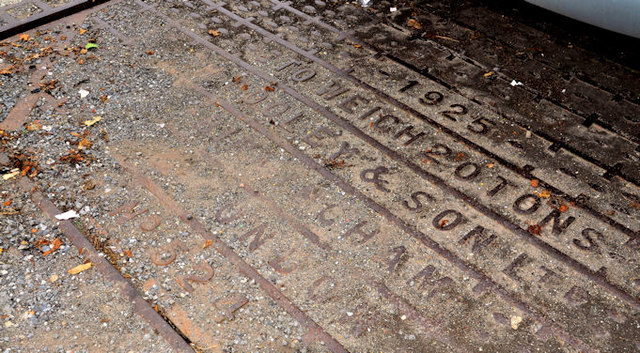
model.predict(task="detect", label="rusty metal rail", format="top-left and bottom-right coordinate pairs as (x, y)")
top-left (0, 0), bottom-right (110, 39)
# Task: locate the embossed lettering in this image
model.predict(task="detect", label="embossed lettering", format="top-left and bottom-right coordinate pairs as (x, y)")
top-left (316, 80), bottom-right (349, 100)
top-left (402, 191), bottom-right (433, 211)
top-left (263, 103), bottom-right (290, 117)
top-left (337, 94), bottom-right (370, 114)
top-left (513, 194), bottom-right (541, 214)
top-left (360, 166), bottom-right (391, 192)
top-left (432, 210), bottom-right (464, 231)
top-left (291, 68), bottom-right (316, 82)
top-left (393, 125), bottom-right (425, 146)
top-left (317, 204), bottom-right (338, 226)
top-left (239, 223), bottom-right (273, 252)
top-left (329, 141), bottom-right (359, 160)
top-left (387, 245), bottom-right (407, 273)
top-left (503, 253), bottom-right (531, 282)
top-left (573, 228), bottom-right (601, 251)
top-left (454, 162), bottom-right (481, 181)
top-left (343, 221), bottom-right (379, 244)
top-left (301, 126), bottom-right (341, 148)
top-left (458, 226), bottom-right (496, 253)
top-left (538, 209), bottom-right (576, 236)
top-left (373, 114), bottom-right (401, 133)
top-left (487, 176), bottom-right (512, 197)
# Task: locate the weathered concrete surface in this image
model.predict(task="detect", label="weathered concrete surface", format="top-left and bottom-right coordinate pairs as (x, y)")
top-left (0, 0), bottom-right (638, 352)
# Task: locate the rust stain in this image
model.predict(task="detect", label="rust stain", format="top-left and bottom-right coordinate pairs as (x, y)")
top-left (167, 306), bottom-right (222, 352)
top-left (0, 93), bottom-right (45, 131)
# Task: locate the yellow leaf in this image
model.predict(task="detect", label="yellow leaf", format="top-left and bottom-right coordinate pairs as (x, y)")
top-left (79, 29), bottom-right (87, 35)
top-left (68, 262), bottom-right (92, 274)
top-left (0, 65), bottom-right (15, 75)
top-left (78, 138), bottom-right (92, 150)
top-left (18, 34), bottom-right (30, 41)
top-left (511, 316), bottom-right (522, 330)
top-left (2, 169), bottom-right (20, 180)
top-left (537, 190), bottom-right (551, 198)
top-left (208, 29), bottom-right (221, 37)
top-left (84, 116), bottom-right (102, 126)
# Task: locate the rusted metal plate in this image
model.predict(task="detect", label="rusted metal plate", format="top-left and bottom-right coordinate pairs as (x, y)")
top-left (1, 0), bottom-right (638, 352)
top-left (0, 0), bottom-right (109, 39)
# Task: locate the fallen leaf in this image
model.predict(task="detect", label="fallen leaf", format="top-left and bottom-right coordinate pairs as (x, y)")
top-left (527, 224), bottom-right (542, 235)
top-left (324, 159), bottom-right (347, 169)
top-left (39, 79), bottom-right (59, 92)
top-left (537, 190), bottom-right (551, 198)
top-left (202, 239), bottom-right (213, 249)
top-left (483, 71), bottom-right (495, 77)
top-left (2, 169), bottom-right (20, 180)
top-left (208, 29), bottom-right (221, 37)
top-left (407, 19), bottom-right (422, 30)
top-left (82, 178), bottom-right (96, 191)
top-left (78, 137), bottom-right (92, 150)
top-left (68, 262), bottom-right (92, 274)
top-left (80, 48), bottom-right (88, 55)
top-left (353, 44), bottom-right (362, 48)
top-left (146, 50), bottom-right (154, 55)
top-left (530, 179), bottom-right (539, 188)
top-left (0, 65), bottom-right (15, 75)
top-left (18, 34), bottom-right (30, 41)
top-left (486, 163), bottom-right (494, 168)
top-left (123, 250), bottom-right (133, 257)
top-left (42, 238), bottom-right (62, 256)
top-left (79, 29), bottom-right (87, 35)
top-left (20, 165), bottom-right (31, 177)
top-left (265, 86), bottom-right (275, 91)
top-left (3, 200), bottom-right (11, 206)
top-left (26, 122), bottom-right (42, 131)
top-left (511, 316), bottom-right (522, 330)
top-left (85, 43), bottom-right (98, 50)
top-left (84, 116), bottom-right (102, 126)
top-left (241, 84), bottom-right (248, 90)
top-left (49, 274), bottom-right (59, 282)
top-left (558, 204), bottom-right (569, 213)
